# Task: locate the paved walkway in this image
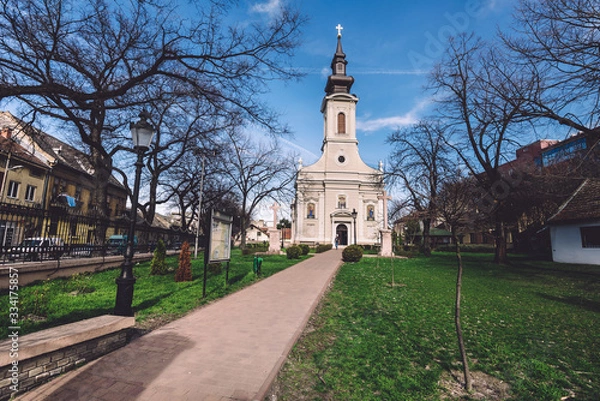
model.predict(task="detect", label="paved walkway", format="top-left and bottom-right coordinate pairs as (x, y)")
top-left (16, 249), bottom-right (343, 401)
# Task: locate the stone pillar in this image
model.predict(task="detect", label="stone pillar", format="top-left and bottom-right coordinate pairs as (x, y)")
top-left (269, 202), bottom-right (281, 254)
top-left (379, 229), bottom-right (393, 257)
top-left (268, 228), bottom-right (281, 254)
top-left (379, 191), bottom-right (393, 257)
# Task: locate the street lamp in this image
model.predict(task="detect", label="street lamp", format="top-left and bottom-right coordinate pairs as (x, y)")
top-left (114, 111), bottom-right (155, 317)
top-left (194, 154), bottom-right (206, 259)
top-left (351, 208), bottom-right (357, 245)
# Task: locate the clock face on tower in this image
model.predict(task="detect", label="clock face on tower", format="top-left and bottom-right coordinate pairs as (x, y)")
top-left (338, 155), bottom-right (346, 164)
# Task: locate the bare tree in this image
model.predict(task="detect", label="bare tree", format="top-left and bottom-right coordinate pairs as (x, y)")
top-left (436, 176), bottom-right (477, 392)
top-left (162, 145), bottom-right (232, 232)
top-left (386, 120), bottom-right (454, 255)
top-left (0, 0), bottom-right (304, 239)
top-left (218, 130), bottom-right (295, 249)
top-left (502, 0), bottom-right (600, 136)
top-left (430, 33), bottom-right (533, 264)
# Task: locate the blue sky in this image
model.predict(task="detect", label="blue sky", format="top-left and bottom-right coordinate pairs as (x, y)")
top-left (253, 0), bottom-right (519, 168)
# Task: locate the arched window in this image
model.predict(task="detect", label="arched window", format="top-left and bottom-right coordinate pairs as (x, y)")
top-left (307, 203), bottom-right (315, 219)
top-left (337, 112), bottom-right (346, 134)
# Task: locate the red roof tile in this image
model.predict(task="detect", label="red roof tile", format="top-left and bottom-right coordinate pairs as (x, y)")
top-left (548, 179), bottom-right (600, 223)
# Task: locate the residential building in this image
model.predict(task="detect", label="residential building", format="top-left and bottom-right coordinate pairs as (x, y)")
top-left (0, 131), bottom-right (50, 247)
top-left (548, 179), bottom-right (600, 265)
top-left (0, 111), bottom-right (128, 245)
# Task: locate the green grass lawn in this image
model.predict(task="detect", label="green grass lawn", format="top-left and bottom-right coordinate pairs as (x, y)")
top-left (1, 249), bottom-right (310, 338)
top-left (271, 253), bottom-right (600, 401)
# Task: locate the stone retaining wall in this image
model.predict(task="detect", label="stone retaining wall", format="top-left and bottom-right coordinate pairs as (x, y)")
top-left (0, 251), bottom-right (179, 289)
top-left (0, 315), bottom-right (134, 400)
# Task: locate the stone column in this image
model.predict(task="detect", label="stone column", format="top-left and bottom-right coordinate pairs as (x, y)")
top-left (379, 191), bottom-right (393, 257)
top-left (268, 202), bottom-right (281, 254)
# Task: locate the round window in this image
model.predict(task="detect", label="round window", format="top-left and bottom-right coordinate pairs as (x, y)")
top-left (338, 155), bottom-right (346, 163)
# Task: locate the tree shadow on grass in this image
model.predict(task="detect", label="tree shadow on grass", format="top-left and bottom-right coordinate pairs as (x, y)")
top-left (536, 292), bottom-right (600, 313)
top-left (227, 272), bottom-right (250, 286)
top-left (481, 259), bottom-right (600, 285)
top-left (133, 290), bottom-right (182, 313)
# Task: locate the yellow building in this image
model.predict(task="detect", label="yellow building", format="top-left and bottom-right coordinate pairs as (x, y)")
top-left (0, 111), bottom-right (128, 246)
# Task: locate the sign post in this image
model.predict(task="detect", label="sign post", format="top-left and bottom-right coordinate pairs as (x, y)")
top-left (203, 209), bottom-right (233, 297)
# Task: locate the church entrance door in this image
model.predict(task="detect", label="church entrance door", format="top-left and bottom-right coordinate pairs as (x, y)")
top-left (336, 224), bottom-right (348, 246)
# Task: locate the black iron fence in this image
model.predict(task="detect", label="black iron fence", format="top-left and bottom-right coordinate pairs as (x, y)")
top-left (0, 202), bottom-right (194, 264)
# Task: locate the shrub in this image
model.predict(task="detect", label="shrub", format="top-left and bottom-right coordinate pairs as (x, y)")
top-left (342, 244), bottom-right (364, 262)
top-left (150, 239), bottom-right (168, 275)
top-left (286, 245), bottom-right (302, 259)
top-left (299, 244), bottom-right (310, 255)
top-left (175, 241), bottom-right (193, 282)
top-left (316, 244), bottom-right (333, 253)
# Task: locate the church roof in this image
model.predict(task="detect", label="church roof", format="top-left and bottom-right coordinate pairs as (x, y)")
top-left (324, 33), bottom-right (354, 95)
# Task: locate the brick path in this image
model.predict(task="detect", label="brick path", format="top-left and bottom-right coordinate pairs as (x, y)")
top-left (15, 249), bottom-right (343, 401)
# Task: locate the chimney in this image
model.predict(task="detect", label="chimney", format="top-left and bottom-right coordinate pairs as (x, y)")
top-left (1, 127), bottom-right (12, 139)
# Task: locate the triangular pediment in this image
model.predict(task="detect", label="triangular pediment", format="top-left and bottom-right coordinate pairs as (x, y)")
top-left (330, 210), bottom-right (355, 218)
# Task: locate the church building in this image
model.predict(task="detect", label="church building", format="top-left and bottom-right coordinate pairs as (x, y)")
top-left (292, 27), bottom-right (386, 247)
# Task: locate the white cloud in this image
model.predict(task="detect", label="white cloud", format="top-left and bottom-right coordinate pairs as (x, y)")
top-left (357, 115), bottom-right (418, 132)
top-left (357, 98), bottom-right (432, 133)
top-left (250, 0), bottom-right (283, 18)
top-left (279, 136), bottom-right (320, 164)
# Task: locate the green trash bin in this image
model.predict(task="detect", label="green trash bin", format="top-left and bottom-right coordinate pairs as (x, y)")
top-left (253, 256), bottom-right (263, 275)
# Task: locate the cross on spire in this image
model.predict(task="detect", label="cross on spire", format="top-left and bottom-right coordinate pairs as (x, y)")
top-left (336, 24), bottom-right (343, 37)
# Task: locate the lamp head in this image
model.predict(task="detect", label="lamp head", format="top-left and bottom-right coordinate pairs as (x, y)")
top-left (130, 111), bottom-right (155, 150)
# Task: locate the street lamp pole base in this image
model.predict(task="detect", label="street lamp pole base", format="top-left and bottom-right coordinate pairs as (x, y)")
top-left (114, 276), bottom-right (136, 316)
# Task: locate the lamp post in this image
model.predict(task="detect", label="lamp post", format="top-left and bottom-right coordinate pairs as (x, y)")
top-left (114, 111), bottom-right (155, 317)
top-left (194, 154), bottom-right (206, 259)
top-left (351, 208), bottom-right (357, 245)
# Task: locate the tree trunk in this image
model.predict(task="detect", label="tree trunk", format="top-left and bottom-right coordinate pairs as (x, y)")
top-left (454, 233), bottom-right (472, 391)
top-left (239, 213), bottom-right (247, 250)
top-left (90, 123), bottom-right (112, 245)
top-left (421, 218), bottom-right (432, 256)
top-left (493, 220), bottom-right (508, 264)
top-left (146, 173), bottom-right (158, 225)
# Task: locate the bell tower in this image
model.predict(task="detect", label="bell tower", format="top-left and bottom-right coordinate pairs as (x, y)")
top-left (320, 24), bottom-right (360, 167)
top-left (292, 25), bottom-right (385, 248)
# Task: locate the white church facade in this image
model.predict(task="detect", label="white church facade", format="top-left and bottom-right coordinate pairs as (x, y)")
top-left (291, 28), bottom-right (387, 247)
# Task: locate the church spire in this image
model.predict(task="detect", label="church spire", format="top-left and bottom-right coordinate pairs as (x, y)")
top-left (325, 24), bottom-right (354, 95)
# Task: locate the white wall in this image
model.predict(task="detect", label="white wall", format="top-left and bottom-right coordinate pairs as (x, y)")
top-left (550, 222), bottom-right (600, 265)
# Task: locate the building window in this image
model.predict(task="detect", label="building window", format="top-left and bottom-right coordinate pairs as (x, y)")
top-left (307, 203), bottom-right (316, 219)
top-left (367, 205), bottom-right (375, 221)
top-left (581, 226), bottom-right (600, 248)
top-left (337, 113), bottom-right (346, 134)
top-left (7, 180), bottom-right (19, 199)
top-left (337, 196), bottom-right (346, 209)
top-left (25, 185), bottom-right (36, 202)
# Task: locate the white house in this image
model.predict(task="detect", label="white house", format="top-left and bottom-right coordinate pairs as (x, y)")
top-left (548, 179), bottom-right (600, 265)
top-left (291, 28), bottom-right (386, 246)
